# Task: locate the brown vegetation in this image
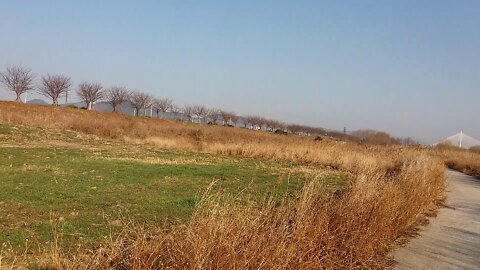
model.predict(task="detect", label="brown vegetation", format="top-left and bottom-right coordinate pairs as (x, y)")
top-left (45, 155), bottom-right (444, 270)
top-left (431, 144), bottom-right (480, 177)
top-left (351, 129), bottom-right (418, 146)
top-left (0, 101), bottom-right (471, 269)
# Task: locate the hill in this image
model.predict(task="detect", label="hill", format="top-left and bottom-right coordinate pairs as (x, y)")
top-left (27, 98), bottom-right (49, 105)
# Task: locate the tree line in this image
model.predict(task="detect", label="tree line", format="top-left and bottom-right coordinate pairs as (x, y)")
top-left (0, 65), bottom-right (331, 135)
top-left (0, 65), bottom-right (420, 144)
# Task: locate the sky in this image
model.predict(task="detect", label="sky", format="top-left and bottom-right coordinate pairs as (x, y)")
top-left (0, 0), bottom-right (479, 143)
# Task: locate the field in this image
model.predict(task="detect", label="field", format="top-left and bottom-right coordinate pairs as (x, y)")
top-left (0, 124), bottom-right (347, 257)
top-left (1, 101), bottom-right (479, 269)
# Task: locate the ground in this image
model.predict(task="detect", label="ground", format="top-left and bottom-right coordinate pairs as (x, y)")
top-left (393, 170), bottom-right (480, 269)
top-left (0, 124), bottom-right (349, 256)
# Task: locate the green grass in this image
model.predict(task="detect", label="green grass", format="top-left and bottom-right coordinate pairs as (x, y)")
top-left (0, 124), bottom-right (349, 255)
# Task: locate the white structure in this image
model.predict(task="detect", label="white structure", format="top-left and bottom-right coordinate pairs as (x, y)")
top-left (434, 130), bottom-right (480, 149)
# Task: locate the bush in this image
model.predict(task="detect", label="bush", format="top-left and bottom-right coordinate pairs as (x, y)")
top-left (66, 104), bottom-right (78, 109)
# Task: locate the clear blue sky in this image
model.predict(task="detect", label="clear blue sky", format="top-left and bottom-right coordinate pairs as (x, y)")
top-left (1, 0), bottom-right (479, 143)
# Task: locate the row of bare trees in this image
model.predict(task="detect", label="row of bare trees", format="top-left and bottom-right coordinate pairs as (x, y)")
top-left (0, 66), bottom-right (79, 106)
top-left (1, 66), bottom-right (423, 144)
top-left (0, 66), bottom-right (155, 115)
top-left (0, 65), bottom-right (335, 136)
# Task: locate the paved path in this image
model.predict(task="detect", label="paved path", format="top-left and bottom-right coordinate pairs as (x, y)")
top-left (393, 170), bottom-right (480, 269)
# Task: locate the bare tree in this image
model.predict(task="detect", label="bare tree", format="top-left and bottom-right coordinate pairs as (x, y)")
top-left (219, 111), bottom-right (239, 125)
top-left (37, 74), bottom-right (72, 106)
top-left (183, 105), bottom-right (195, 122)
top-left (245, 115), bottom-right (263, 130)
top-left (0, 66), bottom-right (35, 102)
top-left (153, 98), bottom-right (173, 118)
top-left (219, 110), bottom-right (231, 125)
top-left (193, 105), bottom-right (208, 123)
top-left (105, 87), bottom-right (130, 112)
top-left (206, 108), bottom-right (221, 124)
top-left (170, 105), bottom-right (183, 120)
top-left (228, 112), bottom-right (239, 126)
top-left (268, 119), bottom-right (285, 131)
top-left (170, 105), bottom-right (182, 114)
top-left (288, 124), bottom-right (304, 134)
top-left (76, 82), bottom-right (103, 110)
top-left (129, 91), bottom-right (153, 116)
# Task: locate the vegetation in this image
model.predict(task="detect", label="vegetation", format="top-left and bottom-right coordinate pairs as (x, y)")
top-left (0, 102), bottom-right (465, 269)
top-left (76, 82), bottom-right (103, 110)
top-left (0, 65), bottom-right (421, 142)
top-left (0, 124), bottom-right (345, 258)
top-left (0, 66), bottom-right (35, 102)
top-left (74, 155), bottom-right (444, 269)
top-left (431, 144), bottom-right (480, 177)
top-left (37, 74), bottom-right (72, 106)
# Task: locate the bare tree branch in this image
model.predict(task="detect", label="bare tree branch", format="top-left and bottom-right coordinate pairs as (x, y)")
top-left (37, 74), bottom-right (72, 106)
top-left (245, 115), bottom-right (263, 129)
top-left (206, 108), bottom-right (221, 124)
top-left (183, 105), bottom-right (195, 122)
top-left (153, 98), bottom-right (173, 118)
top-left (129, 91), bottom-right (153, 116)
top-left (192, 105), bottom-right (208, 123)
top-left (219, 111), bottom-right (238, 126)
top-left (0, 66), bottom-right (35, 102)
top-left (170, 105), bottom-right (182, 114)
top-left (105, 87), bottom-right (130, 112)
top-left (76, 82), bottom-right (103, 110)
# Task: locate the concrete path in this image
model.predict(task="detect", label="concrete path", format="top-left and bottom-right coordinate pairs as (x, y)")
top-left (393, 170), bottom-right (480, 269)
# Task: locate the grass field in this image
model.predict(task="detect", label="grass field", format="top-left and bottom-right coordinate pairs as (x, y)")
top-left (0, 102), bottom-right (466, 269)
top-left (0, 124), bottom-right (348, 258)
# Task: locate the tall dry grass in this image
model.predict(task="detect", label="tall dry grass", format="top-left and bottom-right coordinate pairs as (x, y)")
top-left (0, 102), bottom-right (449, 269)
top-left (430, 145), bottom-right (480, 177)
top-left (0, 102), bottom-right (401, 174)
top-left (48, 155), bottom-right (444, 269)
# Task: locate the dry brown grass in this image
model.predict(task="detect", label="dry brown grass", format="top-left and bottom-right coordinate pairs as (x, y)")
top-left (0, 102), bottom-right (401, 174)
top-left (430, 145), bottom-right (480, 177)
top-left (0, 102), bottom-right (453, 269)
top-left (46, 155), bottom-right (444, 270)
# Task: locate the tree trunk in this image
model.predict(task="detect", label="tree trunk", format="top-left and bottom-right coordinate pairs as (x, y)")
top-left (15, 93), bottom-right (21, 102)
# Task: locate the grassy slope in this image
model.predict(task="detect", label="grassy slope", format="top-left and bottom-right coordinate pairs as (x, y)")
top-left (0, 124), bottom-right (348, 254)
top-left (0, 103), bottom-right (453, 268)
